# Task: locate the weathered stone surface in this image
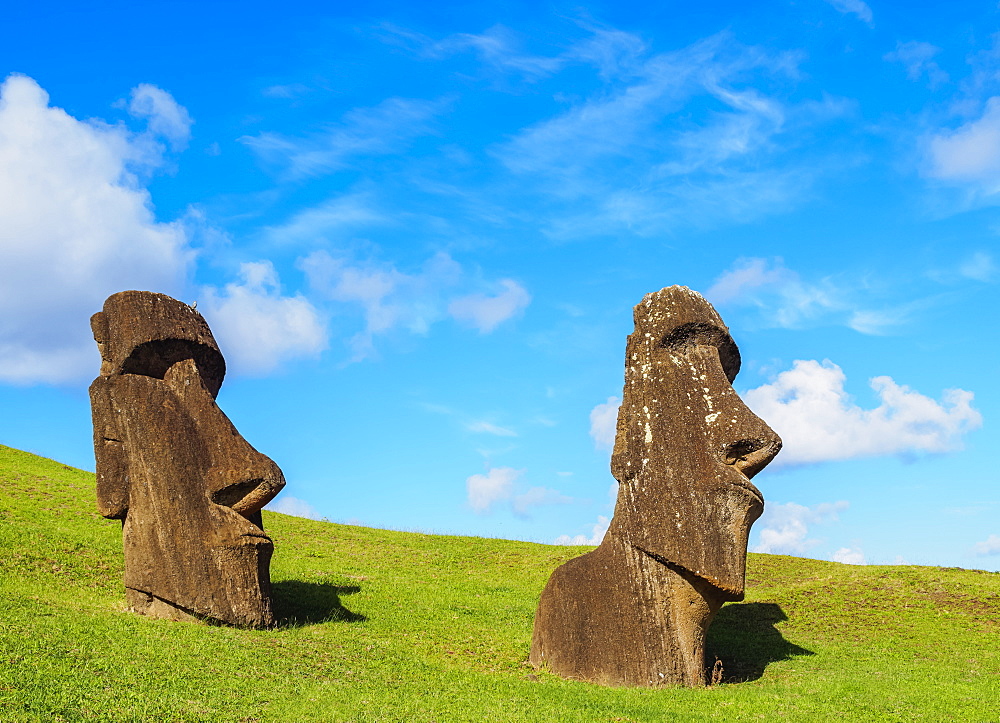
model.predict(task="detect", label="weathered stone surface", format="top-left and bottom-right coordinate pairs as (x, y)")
top-left (90, 291), bottom-right (285, 627)
top-left (530, 285), bottom-right (781, 687)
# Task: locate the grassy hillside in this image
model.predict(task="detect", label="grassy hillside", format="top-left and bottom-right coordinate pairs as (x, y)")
top-left (1, 444), bottom-right (998, 721)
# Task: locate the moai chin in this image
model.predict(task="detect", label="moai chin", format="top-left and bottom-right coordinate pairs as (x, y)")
top-left (530, 285), bottom-right (781, 686)
top-left (89, 290), bottom-right (285, 627)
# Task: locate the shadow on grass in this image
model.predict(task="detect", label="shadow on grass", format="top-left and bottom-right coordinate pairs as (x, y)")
top-left (705, 602), bottom-right (813, 683)
top-left (271, 580), bottom-right (366, 627)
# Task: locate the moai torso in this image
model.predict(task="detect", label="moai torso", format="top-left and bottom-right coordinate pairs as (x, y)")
top-left (90, 291), bottom-right (285, 627)
top-left (530, 286), bottom-right (781, 686)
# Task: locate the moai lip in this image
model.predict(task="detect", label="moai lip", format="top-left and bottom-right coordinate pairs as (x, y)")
top-left (530, 285), bottom-right (782, 687)
top-left (90, 290), bottom-right (285, 627)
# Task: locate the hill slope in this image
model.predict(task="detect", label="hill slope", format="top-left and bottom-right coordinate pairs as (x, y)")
top-left (1, 444), bottom-right (998, 721)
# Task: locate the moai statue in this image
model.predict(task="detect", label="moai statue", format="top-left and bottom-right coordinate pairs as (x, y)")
top-left (90, 291), bottom-right (285, 627)
top-left (530, 286), bottom-right (781, 686)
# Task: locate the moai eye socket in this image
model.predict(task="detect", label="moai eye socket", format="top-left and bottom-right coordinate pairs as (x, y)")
top-left (120, 339), bottom-right (225, 397)
top-left (659, 321), bottom-right (741, 382)
top-left (212, 478), bottom-right (266, 512)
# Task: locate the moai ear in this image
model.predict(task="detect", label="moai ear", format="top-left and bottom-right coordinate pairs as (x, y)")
top-left (91, 311), bottom-right (114, 377)
top-left (90, 375), bottom-right (129, 520)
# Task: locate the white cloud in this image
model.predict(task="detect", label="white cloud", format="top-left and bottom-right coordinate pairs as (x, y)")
top-left (466, 466), bottom-right (572, 516)
top-left (824, 0), bottom-right (873, 25)
top-left (831, 546), bottom-right (866, 565)
top-left (467, 421), bottom-right (518, 437)
top-left (753, 501), bottom-right (849, 555)
top-left (926, 97), bottom-right (1000, 194)
top-left (127, 83), bottom-right (193, 151)
top-left (241, 96), bottom-right (446, 178)
top-left (466, 467), bottom-right (523, 513)
top-left (266, 495), bottom-right (322, 520)
top-left (884, 41), bottom-right (947, 88)
top-left (448, 279), bottom-right (531, 333)
top-left (589, 396), bottom-right (620, 451)
top-left (554, 515), bottom-right (610, 545)
top-left (743, 359), bottom-right (982, 466)
top-left (0, 74), bottom-right (192, 384)
top-left (200, 261), bottom-right (327, 375)
top-left (972, 534), bottom-right (1000, 556)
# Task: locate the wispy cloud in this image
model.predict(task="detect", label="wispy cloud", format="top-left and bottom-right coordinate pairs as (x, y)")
top-left (467, 421), bottom-right (518, 437)
top-left (958, 251), bottom-right (998, 282)
top-left (743, 359), bottom-right (982, 466)
top-left (265, 193), bottom-right (389, 246)
top-left (489, 31), bottom-right (849, 237)
top-left (289, 23), bottom-right (853, 242)
top-left (380, 23), bottom-right (564, 80)
top-left (884, 41), bottom-right (948, 88)
top-left (299, 249), bottom-right (461, 361)
top-left (262, 83), bottom-right (310, 99)
top-left (241, 96), bottom-right (448, 179)
top-left (564, 24), bottom-right (648, 80)
top-left (753, 501), bottom-right (849, 555)
top-left (823, 0), bottom-right (873, 26)
top-left (512, 486), bottom-right (573, 516)
top-left (706, 257), bottom-right (806, 305)
top-left (706, 257), bottom-right (924, 335)
top-left (431, 26), bottom-right (563, 79)
top-left (497, 34), bottom-right (789, 179)
top-left (126, 83), bottom-right (193, 151)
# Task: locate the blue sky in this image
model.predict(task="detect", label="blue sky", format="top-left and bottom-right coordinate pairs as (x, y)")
top-left (1, 0), bottom-right (999, 569)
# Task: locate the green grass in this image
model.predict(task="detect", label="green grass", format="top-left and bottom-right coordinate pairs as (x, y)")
top-left (1, 443), bottom-right (998, 721)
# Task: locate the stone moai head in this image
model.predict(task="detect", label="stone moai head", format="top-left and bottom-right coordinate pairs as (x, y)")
top-left (89, 291), bottom-right (285, 627)
top-left (607, 285), bottom-right (781, 599)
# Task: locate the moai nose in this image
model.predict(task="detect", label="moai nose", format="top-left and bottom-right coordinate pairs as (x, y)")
top-left (210, 454), bottom-right (285, 519)
top-left (722, 418), bottom-right (782, 479)
top-left (162, 357), bottom-right (286, 519)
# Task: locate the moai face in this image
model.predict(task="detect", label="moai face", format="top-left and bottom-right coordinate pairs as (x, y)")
top-left (89, 291), bottom-right (285, 627)
top-left (608, 286), bottom-right (780, 600)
